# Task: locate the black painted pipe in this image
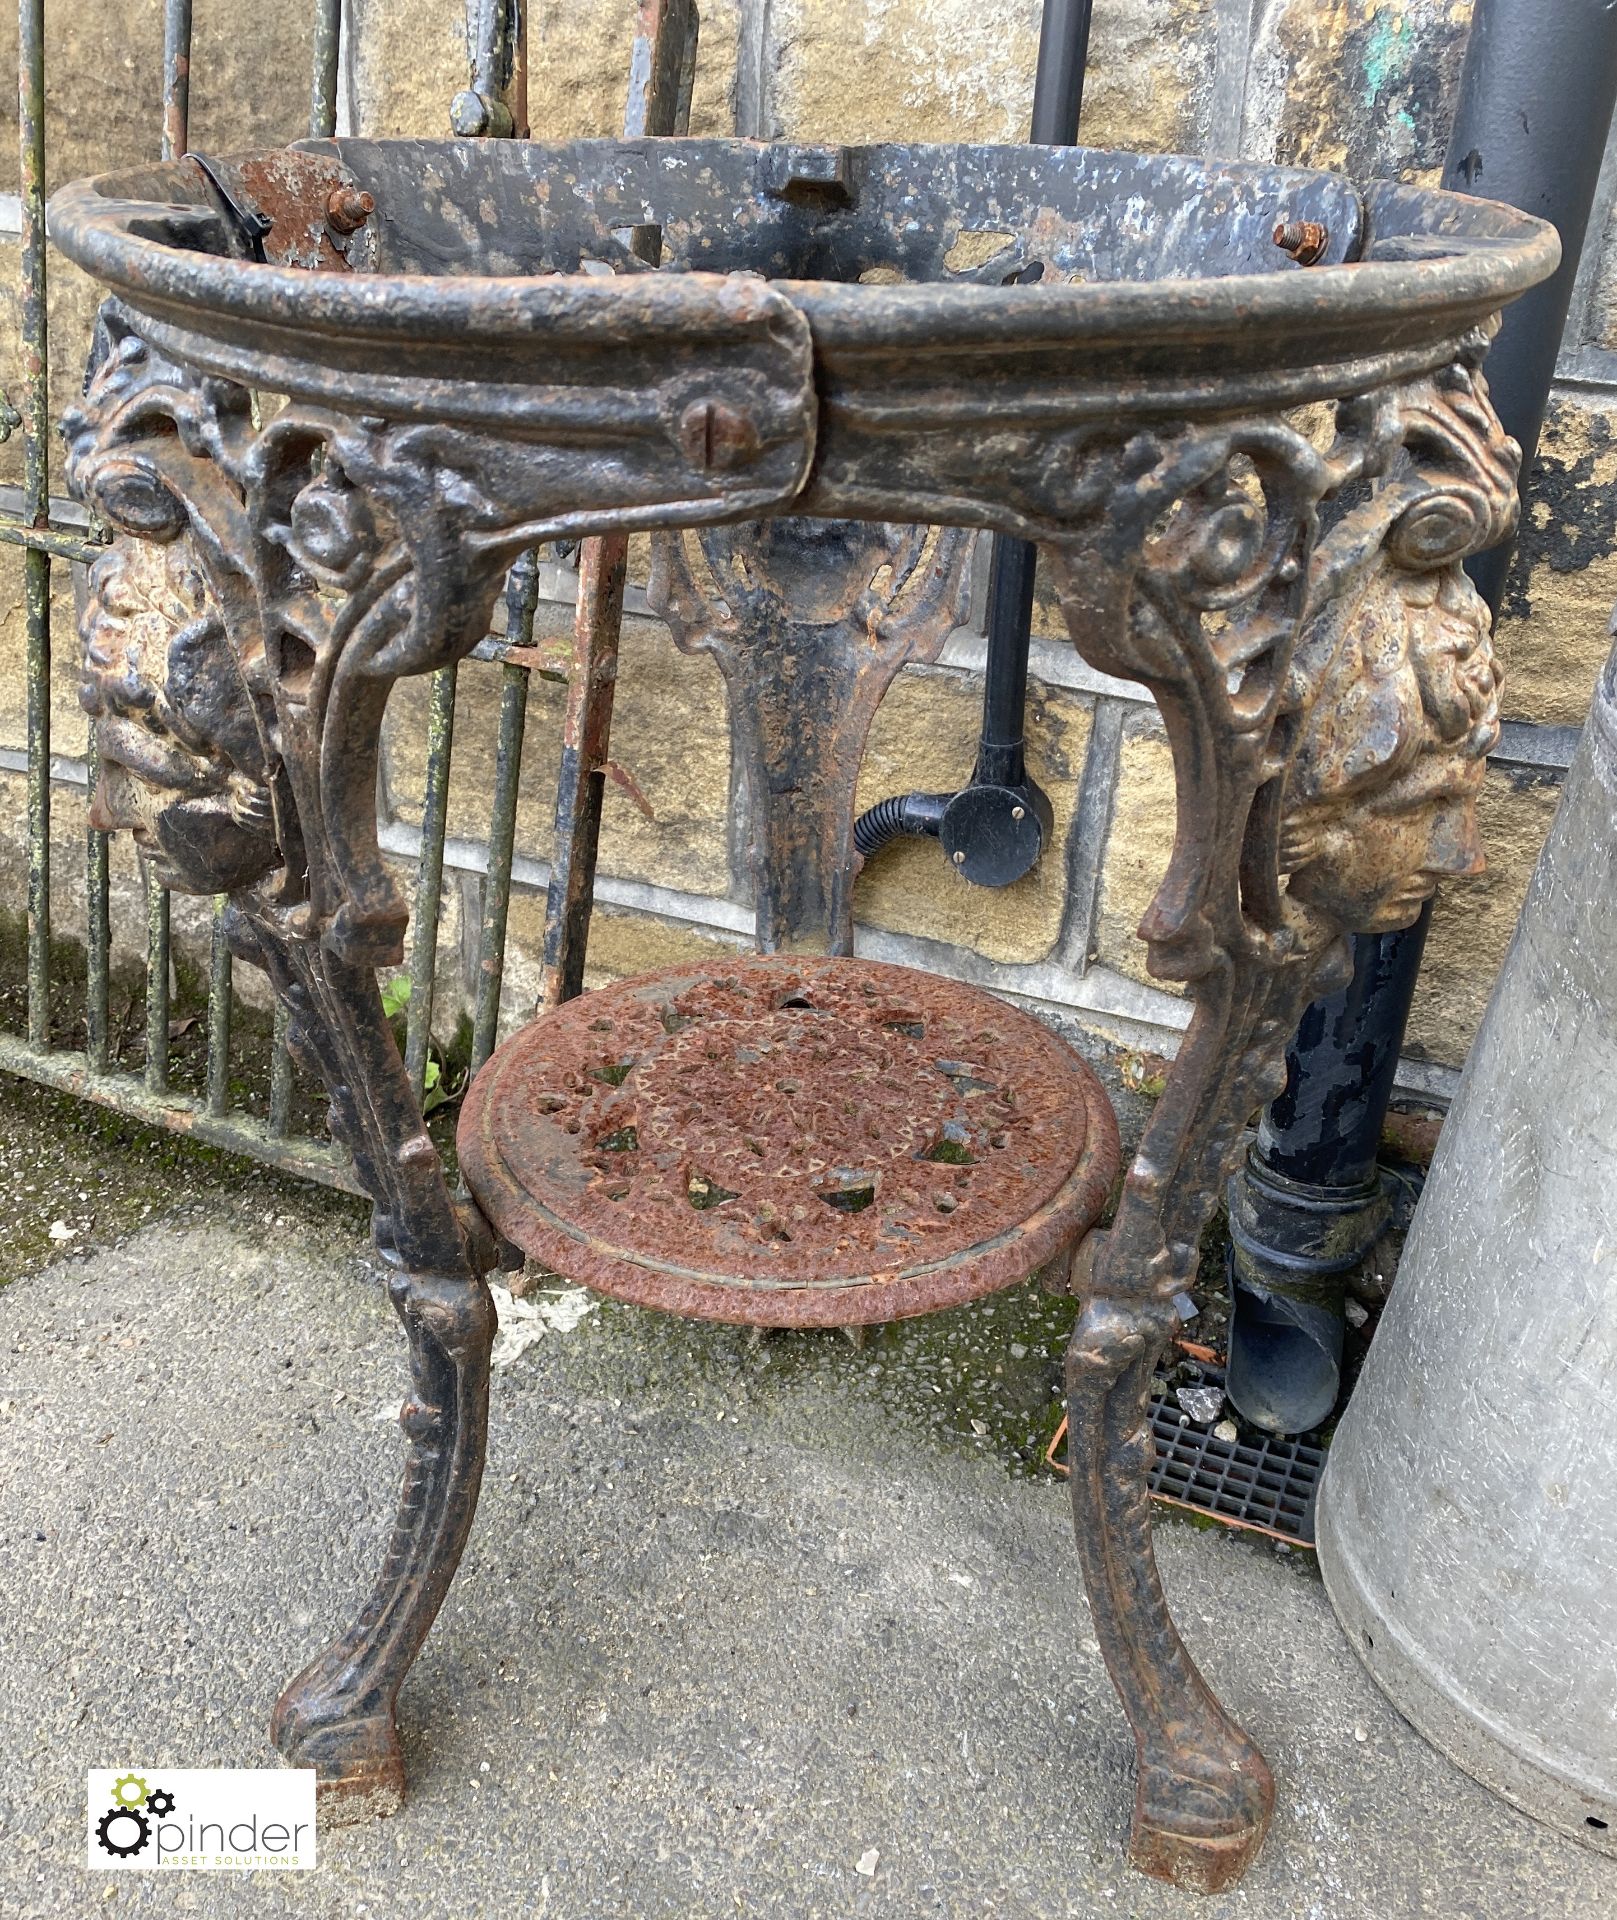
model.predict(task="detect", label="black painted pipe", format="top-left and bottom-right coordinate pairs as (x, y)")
top-left (853, 1), bottom-right (1093, 884)
top-left (967, 0), bottom-right (1095, 847)
top-left (1224, 0), bottom-right (1617, 1436)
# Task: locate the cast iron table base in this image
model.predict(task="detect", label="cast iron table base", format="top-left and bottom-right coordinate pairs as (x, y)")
top-left (46, 131), bottom-right (1555, 1890)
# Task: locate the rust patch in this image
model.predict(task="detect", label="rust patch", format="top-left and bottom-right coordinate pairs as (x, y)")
top-left (189, 149), bottom-right (364, 271)
top-left (459, 954), bottom-right (1118, 1326)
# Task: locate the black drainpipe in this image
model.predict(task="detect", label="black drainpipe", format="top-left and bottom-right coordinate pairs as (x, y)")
top-left (853, 0), bottom-right (1095, 887)
top-left (1223, 0), bottom-right (1617, 1435)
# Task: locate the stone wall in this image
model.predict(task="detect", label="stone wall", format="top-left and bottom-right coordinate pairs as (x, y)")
top-left (3, 0), bottom-right (1616, 1096)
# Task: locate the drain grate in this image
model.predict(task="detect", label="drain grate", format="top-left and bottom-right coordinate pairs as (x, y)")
top-left (1046, 1366), bottom-right (1324, 1547)
top-left (1147, 1384), bottom-right (1323, 1547)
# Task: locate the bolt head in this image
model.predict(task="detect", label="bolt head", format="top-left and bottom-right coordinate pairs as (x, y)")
top-left (952, 849), bottom-right (967, 866)
top-left (326, 186), bottom-right (375, 235)
top-left (1011, 805), bottom-right (1025, 821)
top-left (677, 399), bottom-right (762, 475)
top-left (449, 89), bottom-right (492, 137)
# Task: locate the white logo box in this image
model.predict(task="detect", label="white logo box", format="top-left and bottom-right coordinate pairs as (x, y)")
top-left (87, 1768), bottom-right (317, 1871)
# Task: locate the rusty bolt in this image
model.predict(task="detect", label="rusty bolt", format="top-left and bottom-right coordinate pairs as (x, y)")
top-left (678, 399), bottom-right (762, 475)
top-left (327, 186), bottom-right (375, 235)
top-left (1272, 219), bottom-right (1329, 267)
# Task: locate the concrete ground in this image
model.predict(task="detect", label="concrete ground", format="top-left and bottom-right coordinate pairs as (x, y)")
top-left (0, 1077), bottom-right (1611, 1920)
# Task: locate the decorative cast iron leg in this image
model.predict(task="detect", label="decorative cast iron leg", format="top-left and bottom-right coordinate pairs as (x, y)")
top-left (1054, 953), bottom-right (1324, 1888)
top-left (1065, 1285), bottom-right (1274, 1891)
top-left (270, 1268), bottom-right (495, 1815)
top-left (233, 906), bottom-right (498, 1816)
top-left (1041, 356), bottom-right (1518, 1883)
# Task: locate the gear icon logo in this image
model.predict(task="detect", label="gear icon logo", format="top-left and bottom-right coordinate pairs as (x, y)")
top-left (96, 1806), bottom-right (151, 1858)
top-left (94, 1775), bottom-right (177, 1862)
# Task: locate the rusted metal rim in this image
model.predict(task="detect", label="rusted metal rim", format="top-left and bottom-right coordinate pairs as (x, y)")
top-left (46, 143), bottom-right (1558, 404)
top-left (458, 955), bottom-right (1120, 1327)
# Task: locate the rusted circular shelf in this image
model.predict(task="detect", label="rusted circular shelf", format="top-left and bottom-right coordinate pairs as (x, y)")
top-left (458, 954), bottom-right (1119, 1326)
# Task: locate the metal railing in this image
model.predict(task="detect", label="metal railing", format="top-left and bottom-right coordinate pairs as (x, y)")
top-left (0, 0), bottom-right (560, 1192)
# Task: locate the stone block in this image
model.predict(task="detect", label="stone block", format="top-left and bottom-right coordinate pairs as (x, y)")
top-left (348, 0), bottom-right (469, 139)
top-left (1092, 716), bottom-right (1180, 992)
top-left (1406, 764), bottom-right (1561, 1068)
top-left (853, 664), bottom-right (1091, 965)
top-left (0, 0), bottom-right (308, 199)
top-left (1077, 0), bottom-right (1217, 154)
top-left (1495, 393), bottom-right (1617, 728)
top-left (0, 540), bottom-right (90, 759)
top-left (769, 0), bottom-right (1212, 153)
top-left (380, 602), bottom-right (734, 899)
top-left (525, 0), bottom-right (741, 138)
top-left (1242, 0), bottom-right (1472, 183)
top-left (185, 0), bottom-right (316, 152)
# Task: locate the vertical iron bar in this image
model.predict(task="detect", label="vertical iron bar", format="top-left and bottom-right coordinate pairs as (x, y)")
top-left (23, 549), bottom-right (49, 1047)
top-left (540, 537), bottom-right (627, 1012)
top-left (145, 0), bottom-right (194, 1094)
top-left (269, 1003), bottom-right (293, 1136)
top-left (624, 0), bottom-right (701, 142)
top-left (144, 873), bottom-right (170, 1093)
top-left (309, 0), bottom-right (342, 138)
top-left (404, 665), bottom-right (456, 1103)
top-left (454, 0), bottom-right (521, 137)
top-left (207, 895), bottom-right (232, 1115)
top-left (161, 0), bottom-right (193, 161)
top-left (539, 0), bottom-right (698, 1011)
top-left (86, 729), bottom-right (110, 1072)
top-left (19, 0), bottom-right (50, 1050)
top-left (471, 557), bottom-right (536, 1076)
top-left (1029, 0), bottom-right (1095, 139)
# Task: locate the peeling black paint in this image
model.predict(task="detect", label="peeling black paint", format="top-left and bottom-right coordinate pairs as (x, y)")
top-left (1501, 401), bottom-right (1616, 623)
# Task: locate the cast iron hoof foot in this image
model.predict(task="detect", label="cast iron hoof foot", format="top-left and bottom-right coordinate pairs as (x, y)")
top-left (270, 1692), bottom-right (406, 1824)
top-left (1128, 1740), bottom-right (1274, 1893)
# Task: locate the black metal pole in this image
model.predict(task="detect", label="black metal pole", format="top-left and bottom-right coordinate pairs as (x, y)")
top-left (854, 1), bottom-right (1092, 885)
top-left (945, 3), bottom-right (1093, 882)
top-left (1030, 0), bottom-right (1095, 139)
top-left (975, 538), bottom-right (1039, 794)
top-left (1224, 0), bottom-right (1617, 1435)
